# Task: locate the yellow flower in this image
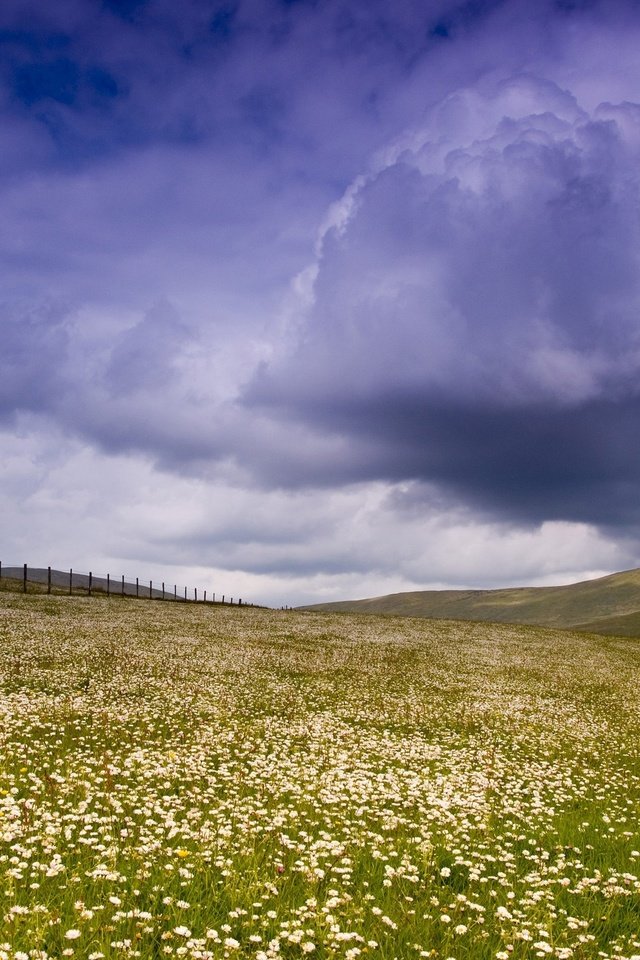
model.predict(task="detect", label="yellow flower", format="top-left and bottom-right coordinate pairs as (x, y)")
top-left (176, 849), bottom-right (189, 858)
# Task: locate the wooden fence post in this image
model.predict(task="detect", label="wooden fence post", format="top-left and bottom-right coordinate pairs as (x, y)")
top-left (69, 569), bottom-right (73, 595)
top-left (122, 574), bottom-right (125, 596)
top-left (174, 584), bottom-right (177, 601)
top-left (150, 580), bottom-right (152, 599)
top-left (204, 589), bottom-right (207, 603)
top-left (162, 582), bottom-right (165, 600)
top-left (89, 572), bottom-right (92, 597)
top-left (136, 577), bottom-right (139, 598)
top-left (107, 573), bottom-right (110, 597)
top-left (47, 566), bottom-right (52, 595)
top-left (23, 563), bottom-right (27, 593)
top-left (184, 586), bottom-right (187, 602)
top-left (195, 587), bottom-right (198, 602)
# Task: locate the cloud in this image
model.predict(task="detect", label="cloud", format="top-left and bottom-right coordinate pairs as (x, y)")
top-left (4, 0), bottom-right (640, 600)
top-left (246, 73), bottom-right (640, 530)
top-left (0, 420), bottom-right (629, 604)
top-left (0, 299), bottom-right (71, 420)
top-left (104, 300), bottom-right (189, 395)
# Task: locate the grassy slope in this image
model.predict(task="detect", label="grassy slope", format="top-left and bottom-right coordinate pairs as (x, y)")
top-left (1, 592), bottom-right (640, 959)
top-left (301, 567), bottom-right (640, 635)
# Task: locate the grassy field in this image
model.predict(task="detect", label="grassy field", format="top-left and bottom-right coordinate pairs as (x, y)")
top-left (1, 593), bottom-right (640, 960)
top-left (300, 568), bottom-right (640, 636)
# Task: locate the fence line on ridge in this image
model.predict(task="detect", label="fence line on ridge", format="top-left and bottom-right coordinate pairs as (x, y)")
top-left (0, 562), bottom-right (257, 607)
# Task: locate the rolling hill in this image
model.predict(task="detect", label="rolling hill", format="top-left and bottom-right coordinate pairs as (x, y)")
top-left (300, 567), bottom-right (640, 636)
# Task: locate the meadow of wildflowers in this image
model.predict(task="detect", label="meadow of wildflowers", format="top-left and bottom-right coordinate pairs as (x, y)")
top-left (1, 592), bottom-right (639, 960)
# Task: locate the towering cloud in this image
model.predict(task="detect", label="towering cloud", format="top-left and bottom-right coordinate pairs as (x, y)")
top-left (246, 75), bottom-right (640, 529)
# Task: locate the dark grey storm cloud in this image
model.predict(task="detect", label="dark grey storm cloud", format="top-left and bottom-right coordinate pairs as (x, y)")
top-left (246, 77), bottom-right (640, 528)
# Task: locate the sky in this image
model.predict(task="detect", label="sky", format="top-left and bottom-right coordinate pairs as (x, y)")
top-left (3, 0), bottom-right (640, 607)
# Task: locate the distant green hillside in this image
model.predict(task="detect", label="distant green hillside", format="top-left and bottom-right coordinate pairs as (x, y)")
top-left (300, 568), bottom-right (640, 636)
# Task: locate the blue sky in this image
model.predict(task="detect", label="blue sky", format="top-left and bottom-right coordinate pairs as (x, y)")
top-left (3, 0), bottom-right (640, 605)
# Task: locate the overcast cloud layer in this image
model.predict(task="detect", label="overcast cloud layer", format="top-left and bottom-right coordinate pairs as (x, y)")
top-left (3, 0), bottom-right (640, 605)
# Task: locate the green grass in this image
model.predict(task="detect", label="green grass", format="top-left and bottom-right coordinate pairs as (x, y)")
top-left (0, 574), bottom-right (93, 598)
top-left (1, 593), bottom-right (640, 959)
top-left (573, 609), bottom-right (640, 637)
top-left (0, 575), bottom-right (49, 595)
top-left (301, 568), bottom-right (640, 635)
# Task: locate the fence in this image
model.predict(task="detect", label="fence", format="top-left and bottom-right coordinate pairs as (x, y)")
top-left (0, 563), bottom-right (255, 607)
